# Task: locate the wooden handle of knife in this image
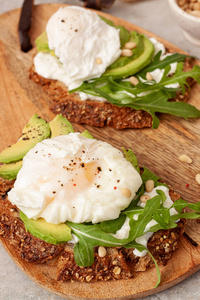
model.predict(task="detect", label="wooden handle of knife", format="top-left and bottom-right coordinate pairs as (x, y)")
top-left (18, 0), bottom-right (34, 52)
top-left (80, 0), bottom-right (116, 10)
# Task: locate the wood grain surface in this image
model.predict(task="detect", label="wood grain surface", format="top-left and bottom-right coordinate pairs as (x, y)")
top-left (0, 3), bottom-right (200, 300)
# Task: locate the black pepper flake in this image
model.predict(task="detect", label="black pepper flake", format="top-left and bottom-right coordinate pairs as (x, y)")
top-left (117, 179), bottom-right (120, 183)
top-left (80, 163), bottom-right (85, 167)
top-left (97, 167), bottom-right (102, 172)
top-left (35, 151), bottom-right (38, 154)
top-left (22, 137), bottom-right (30, 141)
top-left (75, 29), bottom-right (78, 32)
top-left (97, 185), bottom-right (101, 188)
top-left (82, 150), bottom-right (85, 153)
top-left (61, 19), bottom-right (65, 22)
top-left (52, 191), bottom-right (56, 194)
top-left (109, 169), bottom-right (112, 172)
top-left (61, 184), bottom-right (64, 187)
top-left (63, 166), bottom-right (69, 170)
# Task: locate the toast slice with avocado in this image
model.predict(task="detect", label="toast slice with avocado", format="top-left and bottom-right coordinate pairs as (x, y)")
top-left (29, 12), bottom-right (200, 129)
top-left (0, 114), bottom-right (199, 289)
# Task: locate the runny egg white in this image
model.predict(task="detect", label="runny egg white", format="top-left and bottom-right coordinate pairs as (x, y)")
top-left (8, 133), bottom-right (142, 225)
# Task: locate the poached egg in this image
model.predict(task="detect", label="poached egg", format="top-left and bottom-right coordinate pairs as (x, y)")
top-left (34, 6), bottom-right (121, 90)
top-left (8, 133), bottom-right (142, 225)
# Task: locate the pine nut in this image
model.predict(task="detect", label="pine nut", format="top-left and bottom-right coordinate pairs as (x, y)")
top-left (124, 42), bottom-right (137, 50)
top-left (193, 2), bottom-right (200, 9)
top-left (96, 57), bottom-right (102, 65)
top-left (98, 246), bottom-right (107, 257)
top-left (178, 0), bottom-right (187, 6)
top-left (195, 174), bottom-right (200, 185)
top-left (189, 2), bottom-right (194, 9)
top-left (129, 76), bottom-right (139, 86)
top-left (178, 0), bottom-right (200, 16)
top-left (146, 72), bottom-right (153, 81)
top-left (113, 266), bottom-right (121, 275)
top-left (140, 194), bottom-right (151, 203)
top-left (190, 10), bottom-right (200, 16)
top-left (121, 49), bottom-right (133, 57)
top-left (145, 180), bottom-right (155, 193)
top-left (178, 154), bottom-right (193, 164)
top-left (121, 188), bottom-right (132, 198)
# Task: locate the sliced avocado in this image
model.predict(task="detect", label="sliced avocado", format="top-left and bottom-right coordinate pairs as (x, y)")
top-left (35, 31), bottom-right (55, 56)
top-left (49, 114), bottom-right (74, 138)
top-left (20, 211), bottom-right (72, 245)
top-left (0, 160), bottom-right (23, 180)
top-left (80, 130), bottom-right (94, 139)
top-left (0, 114), bottom-right (51, 164)
top-left (103, 35), bottom-right (154, 79)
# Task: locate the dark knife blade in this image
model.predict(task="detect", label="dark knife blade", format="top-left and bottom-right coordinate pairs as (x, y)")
top-left (18, 0), bottom-right (34, 52)
top-left (80, 0), bottom-right (116, 10)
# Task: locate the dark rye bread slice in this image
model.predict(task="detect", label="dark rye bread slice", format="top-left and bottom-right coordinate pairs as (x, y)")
top-left (29, 57), bottom-right (194, 129)
top-left (0, 177), bottom-right (185, 282)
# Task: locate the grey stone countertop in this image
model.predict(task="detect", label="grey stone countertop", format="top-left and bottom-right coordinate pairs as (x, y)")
top-left (0, 0), bottom-right (200, 300)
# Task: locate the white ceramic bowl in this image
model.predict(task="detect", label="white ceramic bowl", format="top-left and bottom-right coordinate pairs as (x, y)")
top-left (168, 0), bottom-right (200, 46)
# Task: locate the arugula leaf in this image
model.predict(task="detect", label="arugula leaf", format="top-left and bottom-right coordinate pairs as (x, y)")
top-left (67, 221), bottom-right (133, 266)
top-left (123, 241), bottom-right (161, 288)
top-left (137, 51), bottom-right (188, 78)
top-left (100, 214), bottom-right (126, 234)
top-left (122, 148), bottom-right (140, 173)
top-left (172, 198), bottom-right (200, 213)
top-left (128, 195), bottom-right (161, 240)
top-left (141, 167), bottom-right (161, 185)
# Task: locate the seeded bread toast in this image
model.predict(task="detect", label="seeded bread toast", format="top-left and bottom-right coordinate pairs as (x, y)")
top-left (29, 57), bottom-right (194, 129)
top-left (0, 176), bottom-right (185, 283)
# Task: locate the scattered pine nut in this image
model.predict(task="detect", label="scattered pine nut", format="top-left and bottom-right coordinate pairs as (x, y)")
top-left (190, 10), bottom-right (200, 16)
top-left (146, 72), bottom-right (153, 81)
top-left (145, 180), bottom-right (155, 193)
top-left (140, 194), bottom-right (151, 203)
top-left (96, 57), bottom-right (102, 65)
top-left (121, 49), bottom-right (133, 57)
top-left (129, 76), bottom-right (139, 86)
top-left (195, 174), bottom-right (200, 185)
top-left (178, 0), bottom-right (200, 17)
top-left (121, 188), bottom-right (132, 198)
top-left (178, 0), bottom-right (187, 5)
top-left (98, 246), bottom-right (107, 257)
top-left (178, 154), bottom-right (193, 164)
top-left (113, 266), bottom-right (121, 275)
top-left (124, 42), bottom-right (137, 50)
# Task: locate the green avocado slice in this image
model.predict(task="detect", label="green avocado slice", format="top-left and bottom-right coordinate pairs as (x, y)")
top-left (20, 211), bottom-right (72, 245)
top-left (0, 114), bottom-right (51, 164)
top-left (49, 114), bottom-right (74, 137)
top-left (103, 35), bottom-right (154, 79)
top-left (0, 160), bottom-right (23, 180)
top-left (35, 31), bottom-right (55, 56)
top-left (80, 130), bottom-right (94, 139)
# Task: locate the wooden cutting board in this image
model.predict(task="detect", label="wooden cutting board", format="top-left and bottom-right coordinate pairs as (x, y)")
top-left (0, 3), bottom-right (200, 299)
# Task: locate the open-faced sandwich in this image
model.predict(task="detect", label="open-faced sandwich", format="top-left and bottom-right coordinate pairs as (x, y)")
top-left (0, 114), bottom-right (200, 287)
top-left (29, 5), bottom-right (200, 129)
